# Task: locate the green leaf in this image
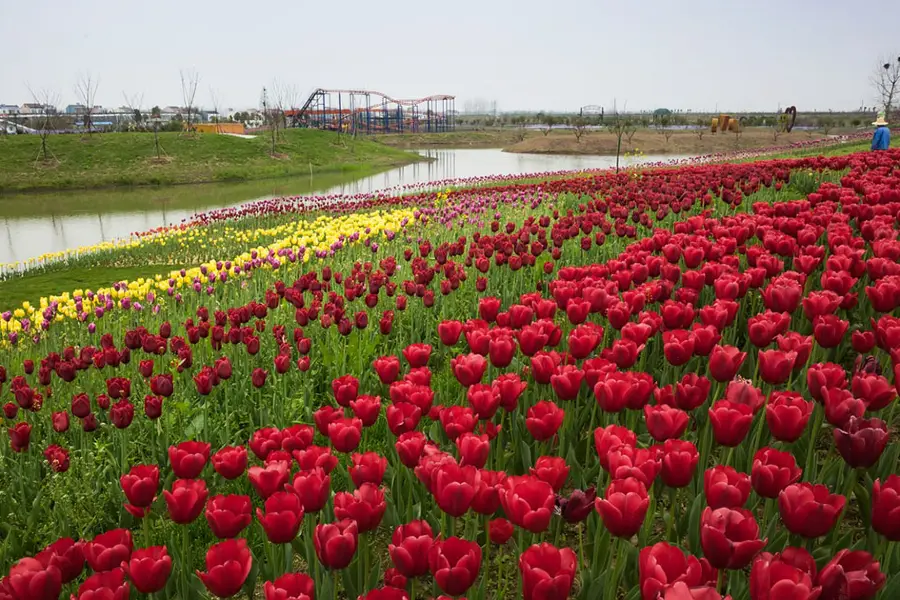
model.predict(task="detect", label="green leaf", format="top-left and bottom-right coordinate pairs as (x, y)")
top-left (184, 413), bottom-right (206, 439)
top-left (687, 495), bottom-right (703, 554)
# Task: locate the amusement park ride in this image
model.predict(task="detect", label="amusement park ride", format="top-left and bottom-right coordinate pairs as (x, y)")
top-left (287, 89), bottom-right (456, 135)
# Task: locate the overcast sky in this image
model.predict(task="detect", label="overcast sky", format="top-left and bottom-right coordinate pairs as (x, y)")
top-left (2, 0), bottom-right (898, 113)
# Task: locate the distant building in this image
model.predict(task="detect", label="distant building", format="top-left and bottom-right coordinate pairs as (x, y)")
top-left (20, 103), bottom-right (56, 115)
top-left (0, 104), bottom-right (20, 115)
top-left (66, 104), bottom-right (87, 115)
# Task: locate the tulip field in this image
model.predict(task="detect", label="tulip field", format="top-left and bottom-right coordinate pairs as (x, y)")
top-left (2, 148), bottom-right (900, 600)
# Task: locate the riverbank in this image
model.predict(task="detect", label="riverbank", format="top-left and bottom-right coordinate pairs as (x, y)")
top-left (503, 128), bottom-right (834, 155)
top-left (0, 129), bottom-right (422, 193)
top-left (378, 127), bottom-right (861, 155)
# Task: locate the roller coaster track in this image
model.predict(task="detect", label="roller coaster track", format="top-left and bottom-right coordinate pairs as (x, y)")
top-left (295, 88), bottom-right (455, 126)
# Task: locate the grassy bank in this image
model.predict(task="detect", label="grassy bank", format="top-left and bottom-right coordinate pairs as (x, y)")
top-left (0, 129), bottom-right (421, 192)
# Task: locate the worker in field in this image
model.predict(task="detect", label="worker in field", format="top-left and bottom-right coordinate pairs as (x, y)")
top-left (871, 112), bottom-right (891, 150)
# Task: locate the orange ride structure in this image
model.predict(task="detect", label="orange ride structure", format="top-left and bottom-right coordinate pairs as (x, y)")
top-left (289, 88), bottom-right (456, 135)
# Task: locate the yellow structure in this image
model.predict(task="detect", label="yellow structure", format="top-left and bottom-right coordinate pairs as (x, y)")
top-left (711, 115), bottom-right (740, 134)
top-left (192, 122), bottom-right (246, 135)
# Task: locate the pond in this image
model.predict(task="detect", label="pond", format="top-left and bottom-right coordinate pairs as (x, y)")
top-left (0, 149), bottom-right (689, 266)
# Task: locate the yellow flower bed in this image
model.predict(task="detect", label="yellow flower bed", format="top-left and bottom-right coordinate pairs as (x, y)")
top-left (1, 207), bottom-right (415, 337)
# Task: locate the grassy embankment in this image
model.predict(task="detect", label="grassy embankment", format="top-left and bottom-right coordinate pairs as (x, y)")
top-left (0, 129), bottom-right (422, 193)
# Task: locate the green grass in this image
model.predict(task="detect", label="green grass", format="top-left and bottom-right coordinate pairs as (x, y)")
top-left (0, 265), bottom-right (182, 309)
top-left (0, 129), bottom-right (421, 192)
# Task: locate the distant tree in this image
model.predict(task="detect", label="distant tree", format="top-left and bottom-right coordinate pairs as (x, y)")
top-left (151, 106), bottom-right (161, 118)
top-left (871, 54), bottom-right (900, 121)
top-left (74, 72), bottom-right (99, 135)
top-left (656, 113), bottom-right (674, 143)
top-left (693, 118), bottom-right (705, 140)
top-left (536, 112), bottom-right (557, 136)
top-left (625, 119), bottom-right (638, 144)
top-left (851, 118), bottom-right (861, 127)
top-left (609, 100), bottom-right (629, 172)
top-left (180, 69), bottom-right (200, 133)
top-left (122, 91), bottom-right (144, 131)
top-left (819, 117), bottom-right (834, 136)
top-left (27, 86), bottom-right (60, 162)
top-left (571, 114), bottom-right (588, 142)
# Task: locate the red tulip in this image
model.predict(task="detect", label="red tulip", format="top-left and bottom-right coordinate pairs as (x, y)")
top-left (263, 573), bottom-right (315, 600)
top-left (550, 365), bottom-right (584, 401)
top-left (851, 372), bottom-right (896, 411)
top-left (812, 315), bottom-right (849, 348)
top-left (374, 355), bottom-right (401, 384)
top-left (663, 330), bottom-right (695, 366)
top-left (806, 363), bottom-right (847, 404)
top-left (451, 353), bottom-right (487, 387)
top-left (438, 320), bottom-right (463, 346)
top-left (212, 445), bottom-right (248, 480)
top-left (501, 475), bottom-right (555, 533)
top-left (525, 400), bottom-right (564, 441)
top-left (328, 417), bottom-right (363, 453)
top-left (350, 395), bottom-right (382, 427)
top-left (766, 392), bottom-right (813, 443)
top-left (402, 343), bottom-right (432, 367)
top-left (872, 475), bottom-right (900, 540)
top-left (72, 568), bottom-right (130, 600)
top-left (331, 374), bottom-right (359, 406)
top-left (257, 491), bottom-right (305, 543)
top-left (467, 384), bottom-right (500, 420)
top-left (833, 417), bottom-right (889, 468)
top-left (660, 439), bottom-right (699, 488)
top-left (248, 460), bottom-right (291, 500)
top-left (519, 543), bottom-right (577, 600)
top-left (709, 401), bottom-right (753, 447)
top-left (206, 494), bottom-right (252, 539)
top-left (750, 550), bottom-right (821, 600)
top-left (164, 479), bottom-right (209, 524)
top-left (757, 350), bottom-right (796, 385)
top-left (593, 424), bottom-right (637, 471)
top-left (595, 477), bottom-right (650, 538)
top-left (639, 542), bottom-right (717, 600)
top-left (7, 422), bottom-right (31, 452)
top-left (394, 431), bottom-right (427, 468)
top-left (84, 528), bottom-right (133, 572)
top-left (35, 537), bottom-right (84, 584)
top-left (388, 520), bottom-right (434, 578)
top-left (530, 456), bottom-right (569, 492)
top-left (700, 507), bottom-right (766, 569)
top-left (431, 463), bottom-right (480, 517)
top-left (287, 467), bottom-right (331, 513)
top-left (439, 406), bottom-right (477, 441)
top-left (489, 518), bottom-right (515, 544)
top-left (493, 373), bottom-right (527, 412)
top-left (608, 445), bottom-right (661, 486)
top-left (559, 487), bottom-right (596, 523)
top-left (704, 466), bottom-right (751, 509)
top-left (817, 550), bottom-right (885, 600)
top-left (821, 388), bottom-right (865, 427)
top-left (7, 557), bottom-right (62, 600)
top-left (428, 537), bottom-right (482, 597)
top-left (350, 452), bottom-right (388, 487)
top-left (314, 519), bottom-right (358, 570)
top-left (778, 483), bottom-right (845, 538)
top-left (471, 469), bottom-right (506, 515)
top-left (250, 427), bottom-right (283, 460)
top-left (751, 448), bottom-right (802, 499)
top-left (120, 464), bottom-right (159, 509)
top-left (645, 404), bottom-right (690, 441)
top-left (334, 483), bottom-right (386, 533)
top-left (197, 539), bottom-right (253, 598)
top-left (124, 546), bottom-right (172, 595)
top-left (168, 440), bottom-right (210, 479)
top-left (456, 433), bottom-right (490, 468)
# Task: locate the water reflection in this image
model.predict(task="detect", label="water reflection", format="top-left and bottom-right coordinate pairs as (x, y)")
top-left (0, 149), bottom-right (686, 265)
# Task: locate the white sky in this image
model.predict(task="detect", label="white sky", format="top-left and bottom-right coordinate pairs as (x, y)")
top-left (2, 0), bottom-right (898, 113)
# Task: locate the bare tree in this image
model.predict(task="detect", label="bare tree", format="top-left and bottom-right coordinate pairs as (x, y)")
top-left (609, 100), bottom-right (629, 172)
top-left (180, 69), bottom-right (200, 133)
top-left (74, 73), bottom-right (99, 135)
top-left (209, 87), bottom-right (221, 133)
top-left (871, 55), bottom-right (900, 121)
top-left (26, 86), bottom-right (61, 163)
top-left (122, 91), bottom-right (144, 131)
top-left (283, 84), bottom-right (302, 128)
top-left (571, 114), bottom-right (588, 142)
top-left (262, 84), bottom-right (287, 156)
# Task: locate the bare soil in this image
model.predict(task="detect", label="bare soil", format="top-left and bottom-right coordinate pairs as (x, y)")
top-left (504, 128), bottom-right (832, 156)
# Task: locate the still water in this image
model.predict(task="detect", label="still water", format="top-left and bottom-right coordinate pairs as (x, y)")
top-left (0, 149), bottom-right (686, 265)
